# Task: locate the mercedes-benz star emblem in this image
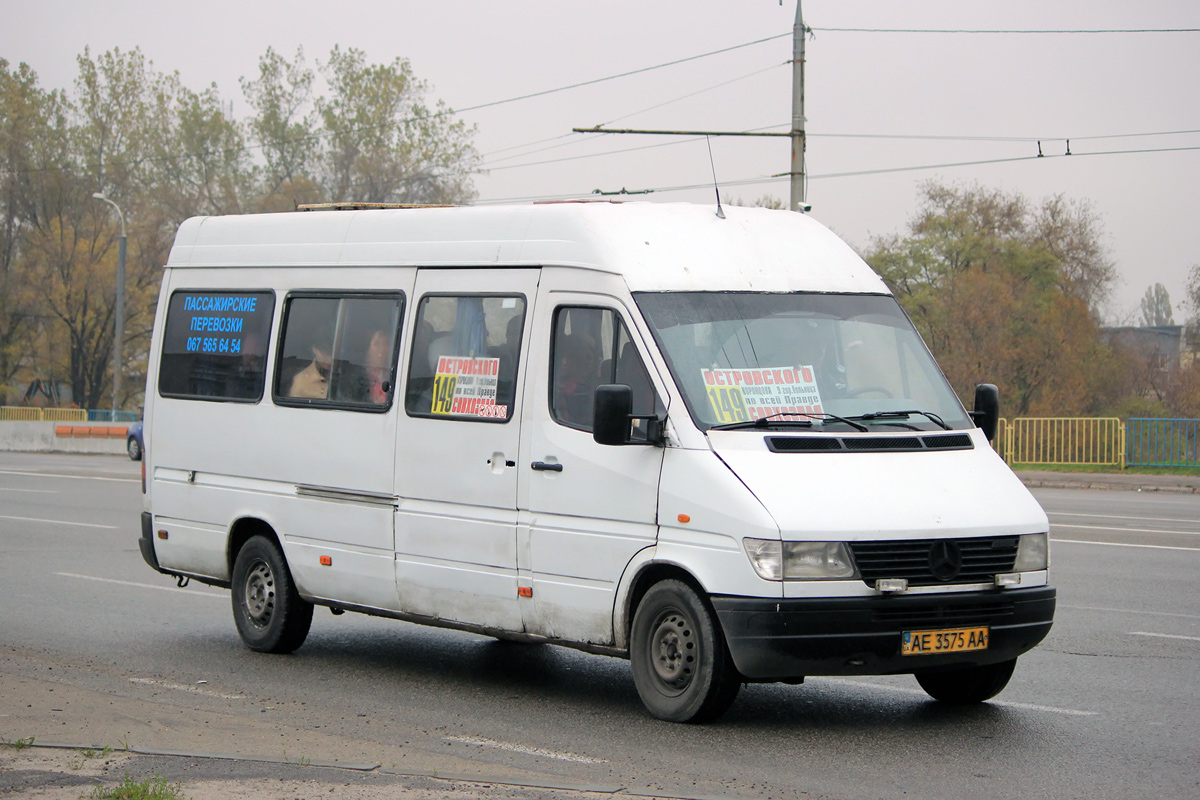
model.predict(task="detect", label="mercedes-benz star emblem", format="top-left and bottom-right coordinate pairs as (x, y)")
top-left (928, 541), bottom-right (963, 581)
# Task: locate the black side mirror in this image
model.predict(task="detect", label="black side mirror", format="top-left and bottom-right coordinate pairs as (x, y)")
top-left (970, 383), bottom-right (1000, 442)
top-left (593, 384), bottom-right (664, 446)
top-left (594, 384), bottom-right (634, 446)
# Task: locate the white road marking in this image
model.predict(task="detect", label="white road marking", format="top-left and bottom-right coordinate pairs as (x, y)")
top-left (0, 514), bottom-right (117, 529)
top-left (1051, 511), bottom-right (1200, 525)
top-left (1129, 631), bottom-right (1200, 643)
top-left (128, 677), bottom-right (245, 700)
top-left (0, 469), bottom-right (137, 484)
top-left (0, 487), bottom-right (58, 494)
top-left (444, 735), bottom-right (607, 764)
top-left (1062, 605), bottom-right (1200, 621)
top-left (1053, 523), bottom-right (1200, 536)
top-left (820, 678), bottom-right (1097, 716)
top-left (1051, 538), bottom-right (1200, 552)
top-left (55, 572), bottom-right (224, 599)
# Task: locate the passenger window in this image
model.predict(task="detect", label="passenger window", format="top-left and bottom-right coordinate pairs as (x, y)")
top-left (551, 307), bottom-right (658, 438)
top-left (158, 290), bottom-right (275, 402)
top-left (405, 295), bottom-right (526, 422)
top-left (275, 293), bottom-right (403, 409)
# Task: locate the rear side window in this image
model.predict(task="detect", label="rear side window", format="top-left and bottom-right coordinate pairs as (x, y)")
top-left (405, 294), bottom-right (525, 422)
top-left (275, 293), bottom-right (403, 410)
top-left (158, 291), bottom-right (275, 401)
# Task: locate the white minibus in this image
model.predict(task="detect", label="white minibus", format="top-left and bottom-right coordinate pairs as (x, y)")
top-left (138, 201), bottom-right (1054, 722)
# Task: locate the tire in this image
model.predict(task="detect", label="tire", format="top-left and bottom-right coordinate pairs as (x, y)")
top-left (915, 658), bottom-right (1017, 704)
top-left (231, 535), bottom-right (313, 654)
top-left (127, 437), bottom-right (142, 461)
top-left (630, 579), bottom-right (741, 723)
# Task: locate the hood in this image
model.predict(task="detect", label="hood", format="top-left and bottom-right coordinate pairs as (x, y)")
top-left (707, 428), bottom-right (1047, 540)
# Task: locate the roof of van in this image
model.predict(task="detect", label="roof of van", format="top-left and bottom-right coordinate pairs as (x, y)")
top-left (165, 201), bottom-right (890, 294)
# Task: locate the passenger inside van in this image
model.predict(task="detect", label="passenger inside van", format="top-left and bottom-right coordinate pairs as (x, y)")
top-left (287, 323), bottom-right (333, 399)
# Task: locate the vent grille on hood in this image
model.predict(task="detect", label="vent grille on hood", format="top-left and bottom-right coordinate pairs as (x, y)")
top-left (766, 433), bottom-right (974, 453)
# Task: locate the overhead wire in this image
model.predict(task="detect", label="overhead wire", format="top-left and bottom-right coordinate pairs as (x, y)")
top-left (475, 144), bottom-right (1200, 204)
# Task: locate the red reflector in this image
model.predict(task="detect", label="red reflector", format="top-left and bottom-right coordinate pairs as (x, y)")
top-left (517, 586), bottom-right (532, 598)
top-left (157, 530), bottom-right (168, 540)
top-left (319, 556), bottom-right (332, 566)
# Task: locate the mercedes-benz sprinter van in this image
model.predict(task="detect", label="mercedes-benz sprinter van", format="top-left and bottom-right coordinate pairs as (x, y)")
top-left (138, 202), bottom-right (1054, 722)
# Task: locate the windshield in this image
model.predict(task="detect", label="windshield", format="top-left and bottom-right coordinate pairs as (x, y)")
top-left (633, 292), bottom-right (973, 432)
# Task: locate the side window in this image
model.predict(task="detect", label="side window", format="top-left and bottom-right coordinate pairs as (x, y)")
top-left (551, 306), bottom-right (658, 438)
top-left (405, 294), bottom-right (525, 422)
top-left (275, 293), bottom-right (403, 410)
top-left (158, 290), bottom-right (275, 402)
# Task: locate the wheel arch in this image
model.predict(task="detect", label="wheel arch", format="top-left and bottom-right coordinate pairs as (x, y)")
top-left (615, 556), bottom-right (709, 652)
top-left (227, 516), bottom-right (282, 577)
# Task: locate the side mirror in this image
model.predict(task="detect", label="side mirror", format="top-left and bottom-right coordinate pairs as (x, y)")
top-left (970, 383), bottom-right (1000, 442)
top-left (593, 384), bottom-right (664, 446)
top-left (593, 384), bottom-right (634, 446)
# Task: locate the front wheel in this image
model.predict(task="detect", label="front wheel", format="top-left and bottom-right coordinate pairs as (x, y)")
top-left (231, 535), bottom-right (313, 654)
top-left (915, 658), bottom-right (1016, 704)
top-left (127, 437), bottom-right (142, 461)
top-left (630, 579), bottom-right (741, 723)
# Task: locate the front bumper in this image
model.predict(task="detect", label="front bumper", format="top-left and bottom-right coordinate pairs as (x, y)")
top-left (712, 586), bottom-right (1055, 680)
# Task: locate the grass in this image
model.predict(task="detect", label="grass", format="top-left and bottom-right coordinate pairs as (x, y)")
top-left (1, 736), bottom-right (35, 750)
top-left (88, 775), bottom-right (186, 800)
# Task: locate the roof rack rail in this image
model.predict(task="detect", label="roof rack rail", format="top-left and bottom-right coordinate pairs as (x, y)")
top-left (296, 202), bottom-right (455, 212)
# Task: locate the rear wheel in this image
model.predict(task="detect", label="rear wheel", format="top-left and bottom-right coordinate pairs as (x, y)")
top-left (915, 658), bottom-right (1016, 704)
top-left (630, 579), bottom-right (741, 723)
top-left (127, 437), bottom-right (141, 461)
top-left (231, 535), bottom-right (312, 653)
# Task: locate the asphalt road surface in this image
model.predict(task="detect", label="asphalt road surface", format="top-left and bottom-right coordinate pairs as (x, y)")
top-left (1, 453), bottom-right (1197, 799)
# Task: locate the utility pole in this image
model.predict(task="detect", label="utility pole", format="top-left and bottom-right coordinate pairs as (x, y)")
top-left (790, 0), bottom-right (807, 212)
top-left (573, 0), bottom-right (811, 212)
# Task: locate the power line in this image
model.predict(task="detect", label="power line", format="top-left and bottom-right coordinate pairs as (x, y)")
top-left (481, 63), bottom-right (785, 169)
top-left (476, 144), bottom-right (1200, 204)
top-left (812, 27), bottom-right (1200, 34)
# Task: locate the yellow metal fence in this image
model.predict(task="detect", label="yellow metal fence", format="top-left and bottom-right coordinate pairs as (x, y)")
top-left (0, 406), bottom-right (88, 422)
top-left (996, 417), bottom-right (1125, 468)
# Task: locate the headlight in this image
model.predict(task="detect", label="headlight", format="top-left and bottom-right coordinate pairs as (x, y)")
top-left (744, 539), bottom-right (858, 581)
top-left (1014, 533), bottom-right (1049, 571)
top-left (743, 538), bottom-right (783, 581)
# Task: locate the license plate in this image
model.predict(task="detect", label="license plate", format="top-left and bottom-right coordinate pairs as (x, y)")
top-left (901, 626), bottom-right (989, 656)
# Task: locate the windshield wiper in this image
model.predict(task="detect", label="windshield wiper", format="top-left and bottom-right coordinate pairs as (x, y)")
top-left (711, 411), bottom-right (867, 432)
top-left (849, 410), bottom-right (951, 430)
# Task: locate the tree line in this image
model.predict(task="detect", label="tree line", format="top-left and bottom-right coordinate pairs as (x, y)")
top-left (865, 181), bottom-right (1200, 420)
top-left (3, 48), bottom-right (1194, 419)
top-left (0, 46), bottom-right (479, 409)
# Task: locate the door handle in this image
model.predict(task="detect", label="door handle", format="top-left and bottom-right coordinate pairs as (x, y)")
top-left (531, 461), bottom-right (563, 472)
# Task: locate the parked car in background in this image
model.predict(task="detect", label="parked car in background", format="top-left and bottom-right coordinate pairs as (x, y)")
top-left (127, 420), bottom-right (144, 461)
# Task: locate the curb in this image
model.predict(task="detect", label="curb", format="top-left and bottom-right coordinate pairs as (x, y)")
top-left (1019, 478), bottom-right (1200, 494)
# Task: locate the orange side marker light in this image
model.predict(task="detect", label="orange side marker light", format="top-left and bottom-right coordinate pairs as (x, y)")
top-left (319, 556), bottom-right (333, 566)
top-left (517, 586), bottom-right (533, 598)
top-left (677, 514), bottom-right (691, 524)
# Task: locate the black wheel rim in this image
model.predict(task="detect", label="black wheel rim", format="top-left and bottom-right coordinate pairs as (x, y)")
top-left (647, 606), bottom-right (697, 695)
top-left (242, 558), bottom-right (275, 629)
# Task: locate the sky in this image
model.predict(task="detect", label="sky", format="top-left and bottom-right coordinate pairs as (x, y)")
top-left (3, 0), bottom-right (1198, 323)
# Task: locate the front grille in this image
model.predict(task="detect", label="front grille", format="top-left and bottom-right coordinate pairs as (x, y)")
top-left (850, 537), bottom-right (1020, 586)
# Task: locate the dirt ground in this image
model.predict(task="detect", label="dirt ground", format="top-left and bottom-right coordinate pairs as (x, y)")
top-left (0, 745), bottom-right (628, 800)
top-left (0, 663), bottom-right (632, 800)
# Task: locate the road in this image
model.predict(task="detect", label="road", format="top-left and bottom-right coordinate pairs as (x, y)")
top-left (1, 453), bottom-right (1198, 799)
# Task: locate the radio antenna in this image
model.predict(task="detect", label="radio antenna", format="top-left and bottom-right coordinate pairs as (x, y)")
top-left (706, 136), bottom-right (725, 219)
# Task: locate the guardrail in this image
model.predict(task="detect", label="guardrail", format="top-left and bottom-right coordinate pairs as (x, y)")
top-left (0, 406), bottom-right (136, 422)
top-left (1001, 417), bottom-right (1124, 467)
top-left (1126, 418), bottom-right (1200, 468)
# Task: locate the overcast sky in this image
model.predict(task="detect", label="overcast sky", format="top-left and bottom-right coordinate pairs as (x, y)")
top-left (3, 0), bottom-right (1197, 322)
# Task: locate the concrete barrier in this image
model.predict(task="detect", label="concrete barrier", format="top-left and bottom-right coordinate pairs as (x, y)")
top-left (0, 421), bottom-right (129, 455)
